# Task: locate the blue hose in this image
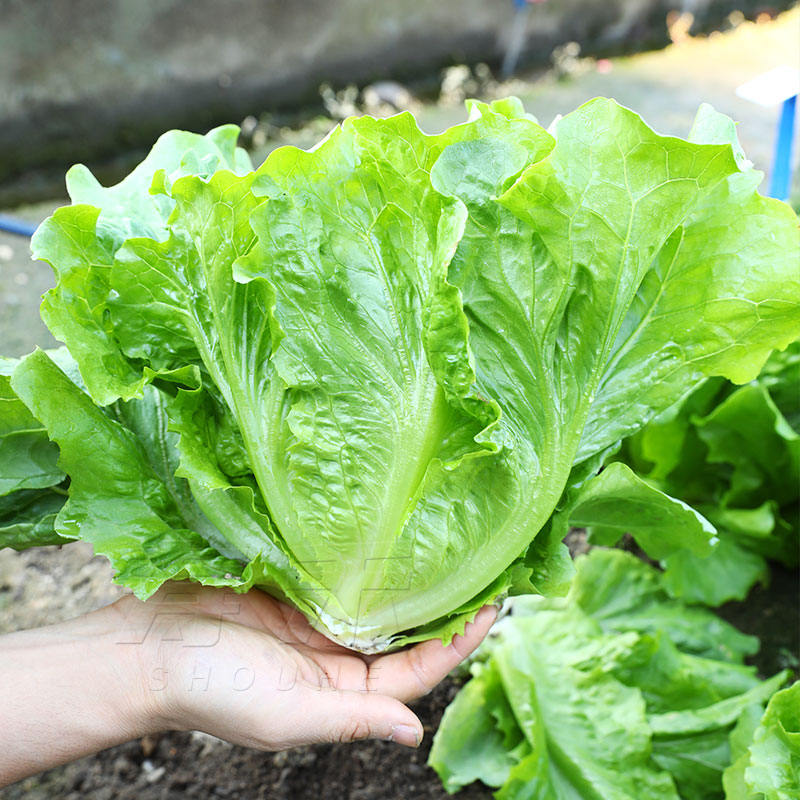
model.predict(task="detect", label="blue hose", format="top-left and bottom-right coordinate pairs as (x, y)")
top-left (769, 95), bottom-right (797, 202)
top-left (0, 215), bottom-right (37, 238)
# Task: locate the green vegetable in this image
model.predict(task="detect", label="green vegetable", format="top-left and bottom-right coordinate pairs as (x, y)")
top-left (723, 681), bottom-right (800, 800)
top-left (3, 98), bottom-right (799, 650)
top-left (0, 354), bottom-right (68, 549)
top-left (429, 549), bottom-right (792, 799)
top-left (614, 340), bottom-right (800, 606)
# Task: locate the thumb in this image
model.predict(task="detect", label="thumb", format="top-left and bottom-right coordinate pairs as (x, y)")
top-left (298, 686), bottom-right (423, 748)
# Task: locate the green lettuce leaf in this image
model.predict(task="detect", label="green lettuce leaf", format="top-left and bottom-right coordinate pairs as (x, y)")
top-left (758, 340), bottom-right (800, 432)
top-left (569, 549), bottom-right (758, 662)
top-left (722, 704), bottom-right (767, 800)
top-left (661, 534), bottom-right (771, 607)
top-left (429, 658), bottom-right (525, 793)
top-left (431, 604), bottom-right (681, 799)
top-left (560, 461), bottom-right (717, 560)
top-left (0, 355), bottom-right (69, 549)
top-left (32, 126), bottom-right (251, 405)
top-left (0, 361), bottom-right (63, 496)
top-left (608, 107), bottom-right (800, 607)
top-left (10, 350), bottom-right (249, 596)
top-left (65, 124), bottom-right (252, 245)
top-left (723, 681), bottom-right (800, 800)
top-left (0, 488), bottom-right (68, 549)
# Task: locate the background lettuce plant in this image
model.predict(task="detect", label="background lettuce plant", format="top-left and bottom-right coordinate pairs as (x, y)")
top-left (723, 681), bottom-right (800, 800)
top-left (610, 340), bottom-right (799, 605)
top-left (429, 549), bottom-right (796, 800)
top-left (1, 97), bottom-right (798, 650)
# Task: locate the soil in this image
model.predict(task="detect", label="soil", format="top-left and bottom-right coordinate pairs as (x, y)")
top-left (718, 564), bottom-right (800, 678)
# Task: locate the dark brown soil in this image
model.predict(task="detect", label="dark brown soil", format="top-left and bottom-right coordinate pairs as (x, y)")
top-left (718, 563), bottom-right (800, 679)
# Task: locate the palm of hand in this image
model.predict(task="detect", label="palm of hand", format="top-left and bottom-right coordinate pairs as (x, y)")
top-left (110, 584), bottom-right (496, 750)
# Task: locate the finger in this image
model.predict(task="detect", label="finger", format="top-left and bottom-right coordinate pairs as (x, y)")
top-left (290, 686), bottom-right (423, 748)
top-left (299, 647), bottom-right (372, 692)
top-left (367, 605), bottom-right (497, 703)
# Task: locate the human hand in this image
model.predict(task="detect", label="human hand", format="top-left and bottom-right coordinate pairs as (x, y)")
top-left (112, 584), bottom-right (497, 750)
top-left (0, 581), bottom-right (495, 787)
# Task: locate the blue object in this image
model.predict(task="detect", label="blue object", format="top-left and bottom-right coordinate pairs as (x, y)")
top-left (769, 94), bottom-right (797, 201)
top-left (503, 0), bottom-right (531, 77)
top-left (0, 215), bottom-right (37, 238)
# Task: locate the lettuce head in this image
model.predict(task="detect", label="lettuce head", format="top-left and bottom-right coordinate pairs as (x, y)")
top-left (3, 98), bottom-right (799, 651)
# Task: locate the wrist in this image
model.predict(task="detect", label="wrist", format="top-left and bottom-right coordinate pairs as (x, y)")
top-left (0, 605), bottom-right (160, 786)
top-left (96, 595), bottom-right (184, 736)
top-left (102, 593), bottom-right (209, 736)
top-left (61, 603), bottom-right (163, 740)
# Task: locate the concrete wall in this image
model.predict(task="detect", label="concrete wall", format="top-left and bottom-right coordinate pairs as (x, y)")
top-left (0, 0), bottom-right (790, 201)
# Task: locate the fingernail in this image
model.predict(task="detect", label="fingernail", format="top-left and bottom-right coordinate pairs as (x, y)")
top-left (390, 724), bottom-right (421, 748)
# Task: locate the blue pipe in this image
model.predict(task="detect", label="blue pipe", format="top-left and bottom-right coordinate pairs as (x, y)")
top-left (769, 94), bottom-right (797, 202)
top-left (0, 215), bottom-right (37, 238)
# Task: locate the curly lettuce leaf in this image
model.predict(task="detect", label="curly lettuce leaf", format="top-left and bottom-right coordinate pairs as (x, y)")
top-left (648, 672), bottom-right (790, 799)
top-left (65, 124), bottom-right (252, 246)
top-left (10, 350), bottom-right (248, 596)
top-left (608, 108), bottom-right (800, 608)
top-left (32, 127), bottom-right (251, 405)
top-left (723, 681), bottom-right (800, 800)
top-left (577, 105), bottom-right (800, 458)
top-left (431, 604), bottom-right (681, 799)
top-left (697, 385), bottom-right (799, 519)
top-left (569, 549), bottom-right (758, 662)
top-left (429, 658), bottom-right (525, 793)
